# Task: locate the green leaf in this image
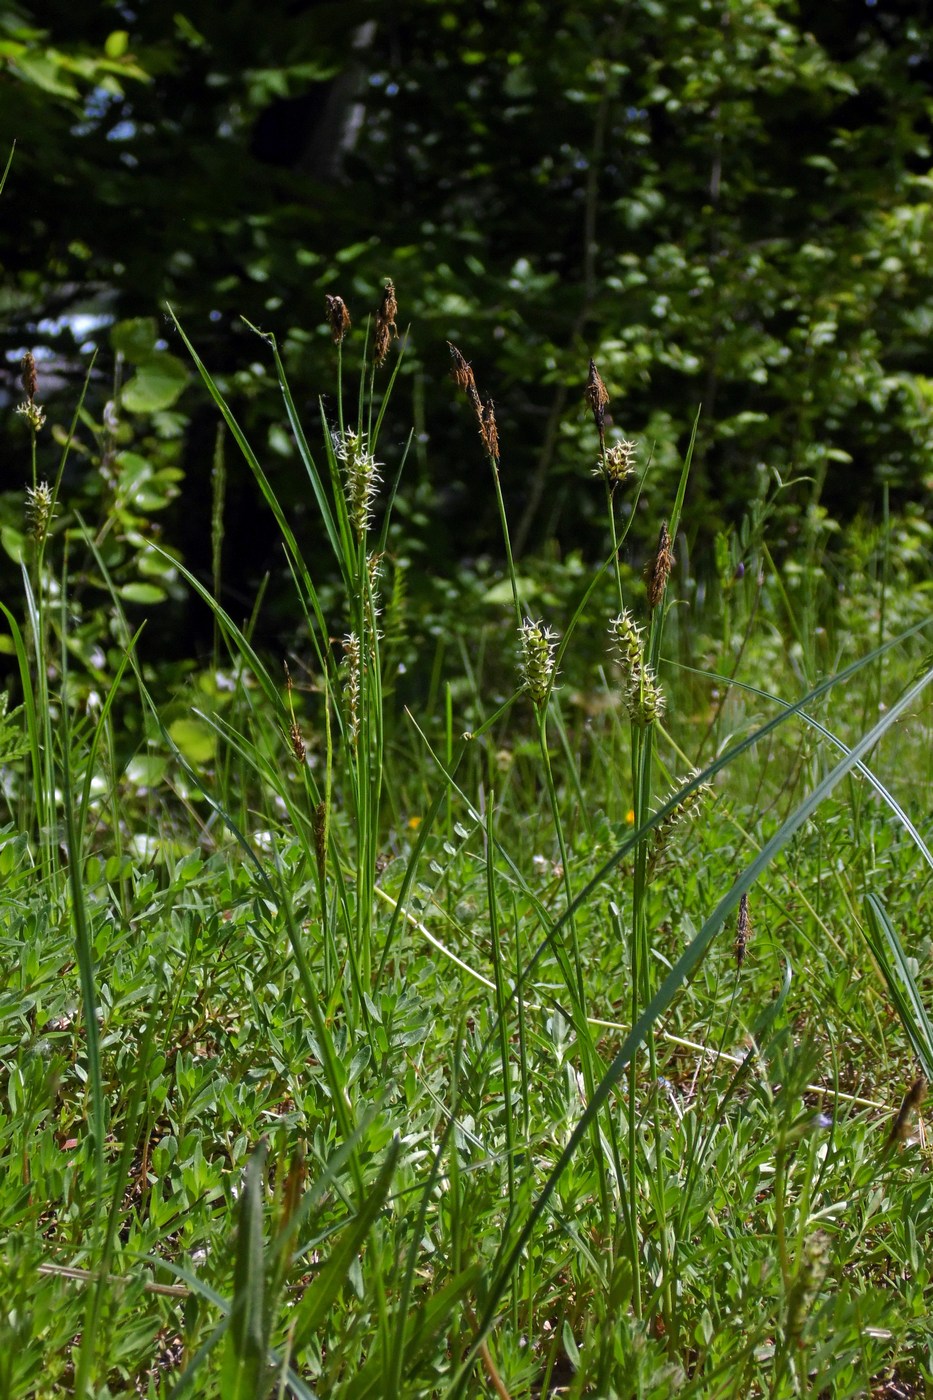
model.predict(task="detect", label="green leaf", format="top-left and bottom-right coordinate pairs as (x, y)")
top-left (122, 353), bottom-right (188, 412)
top-left (483, 576), bottom-right (537, 605)
top-left (111, 317), bottom-right (157, 360)
top-left (168, 717), bottom-right (217, 764)
top-left (104, 30), bottom-right (129, 59)
top-left (0, 526), bottom-right (26, 566)
top-left (119, 582), bottom-right (167, 604)
top-left (125, 754), bottom-right (168, 788)
top-left (13, 52), bottom-right (78, 97)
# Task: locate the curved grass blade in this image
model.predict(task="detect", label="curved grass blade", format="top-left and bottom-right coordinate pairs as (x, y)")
top-left (452, 658), bottom-right (933, 1386)
top-left (671, 659), bottom-right (933, 874)
top-left (863, 892), bottom-right (933, 1079)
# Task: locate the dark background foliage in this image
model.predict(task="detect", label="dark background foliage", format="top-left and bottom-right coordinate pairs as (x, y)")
top-left (2, 0), bottom-right (932, 651)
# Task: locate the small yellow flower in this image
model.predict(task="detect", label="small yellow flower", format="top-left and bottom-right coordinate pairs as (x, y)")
top-left (407, 815), bottom-right (422, 831)
top-left (626, 809), bottom-right (636, 825)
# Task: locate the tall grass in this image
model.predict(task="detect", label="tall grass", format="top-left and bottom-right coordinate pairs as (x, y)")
top-left (2, 287), bottom-right (932, 1398)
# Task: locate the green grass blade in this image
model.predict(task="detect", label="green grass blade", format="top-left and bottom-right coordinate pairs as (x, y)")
top-left (455, 658), bottom-right (933, 1383)
top-left (863, 892), bottom-right (933, 1078)
top-left (0, 142), bottom-right (14, 195)
top-left (222, 1140), bottom-right (270, 1400)
top-left (290, 1134), bottom-right (401, 1352)
top-left (167, 307), bottom-right (346, 596)
top-left (671, 659), bottom-right (933, 873)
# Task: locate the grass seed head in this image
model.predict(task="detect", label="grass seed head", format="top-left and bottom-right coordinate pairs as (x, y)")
top-left (519, 618), bottom-right (559, 708)
top-left (26, 481), bottom-right (55, 543)
top-left (596, 438), bottom-right (638, 487)
top-left (374, 279), bottom-right (398, 366)
top-left (647, 769), bottom-right (711, 879)
top-left (21, 352), bottom-right (38, 402)
top-left (646, 521), bottom-right (675, 610)
top-left (324, 293), bottom-right (351, 344)
top-left (585, 359), bottom-right (609, 446)
top-left (609, 610), bottom-right (665, 727)
top-left (447, 341), bottom-right (477, 396)
top-left (335, 429), bottom-right (382, 540)
top-left (479, 399), bottom-right (500, 462)
top-left (735, 891), bottom-right (753, 968)
top-left (288, 720), bottom-right (306, 765)
top-left (313, 800), bottom-right (328, 882)
top-left (585, 359), bottom-right (609, 415)
top-left (16, 400), bottom-right (46, 433)
top-left (342, 632), bottom-right (362, 744)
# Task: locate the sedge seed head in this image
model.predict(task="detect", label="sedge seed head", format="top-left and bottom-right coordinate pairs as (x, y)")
top-left (646, 521), bottom-right (675, 610)
top-left (374, 279), bottom-right (398, 366)
top-left (21, 352), bottom-right (38, 403)
top-left (342, 632), bottom-right (362, 744)
top-left (596, 438), bottom-right (638, 487)
top-left (26, 481), bottom-right (55, 543)
top-left (447, 341), bottom-right (476, 395)
top-left (479, 399), bottom-right (500, 461)
top-left (288, 720), bottom-right (306, 764)
top-left (16, 401), bottom-right (46, 433)
top-left (647, 769), bottom-right (711, 878)
top-left (735, 892), bottom-right (753, 968)
top-left (519, 618), bottom-right (559, 707)
top-left (324, 293), bottom-right (351, 344)
top-left (335, 429), bottom-right (382, 539)
top-left (584, 359), bottom-right (609, 415)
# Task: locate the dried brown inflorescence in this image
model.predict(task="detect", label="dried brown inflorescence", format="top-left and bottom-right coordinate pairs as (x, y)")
top-left (313, 800), bottom-right (328, 883)
top-left (447, 340), bottom-right (502, 462)
top-left (447, 342), bottom-right (477, 397)
top-left (585, 359), bottom-right (609, 448)
top-left (735, 892), bottom-right (753, 968)
top-left (21, 352), bottom-right (38, 403)
top-left (324, 294), bottom-right (351, 344)
top-left (888, 1075), bottom-right (928, 1146)
top-left (373, 280), bottom-right (398, 366)
top-left (288, 720), bottom-right (307, 765)
top-left (479, 400), bottom-right (500, 462)
top-left (646, 521), bottom-right (675, 610)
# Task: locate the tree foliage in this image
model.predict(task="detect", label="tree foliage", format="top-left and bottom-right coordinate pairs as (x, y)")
top-left (3, 0), bottom-right (933, 591)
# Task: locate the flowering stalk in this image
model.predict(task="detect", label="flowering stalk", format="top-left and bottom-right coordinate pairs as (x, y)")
top-left (518, 618), bottom-right (559, 710)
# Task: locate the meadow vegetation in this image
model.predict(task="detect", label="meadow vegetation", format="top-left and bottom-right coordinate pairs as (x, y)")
top-left (2, 275), bottom-right (932, 1399)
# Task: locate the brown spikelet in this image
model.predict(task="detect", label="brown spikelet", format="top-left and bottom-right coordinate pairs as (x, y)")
top-left (888, 1076), bottom-right (928, 1146)
top-left (447, 341), bottom-right (483, 425)
top-left (288, 720), bottom-right (306, 764)
top-left (646, 521), bottom-right (675, 610)
top-left (447, 342), bottom-right (475, 394)
top-left (735, 892), bottom-right (752, 968)
top-left (585, 359), bottom-right (609, 447)
top-left (374, 280), bottom-right (398, 366)
top-left (479, 399), bottom-right (499, 461)
top-left (324, 294), bottom-right (351, 344)
top-left (313, 799), bottom-right (328, 884)
top-left (21, 352), bottom-right (38, 403)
